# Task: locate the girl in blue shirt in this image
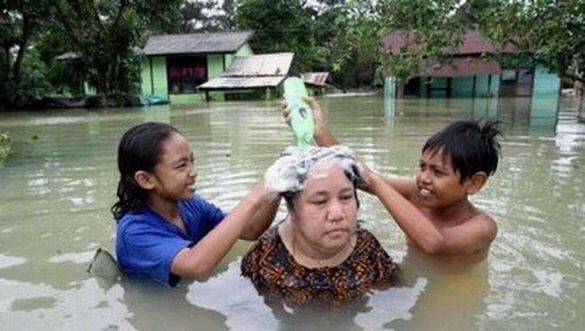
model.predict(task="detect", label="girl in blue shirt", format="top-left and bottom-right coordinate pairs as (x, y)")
top-left (112, 122), bottom-right (279, 286)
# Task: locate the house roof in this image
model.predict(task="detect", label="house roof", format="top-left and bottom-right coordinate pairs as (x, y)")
top-left (425, 58), bottom-right (502, 77)
top-left (223, 53), bottom-right (294, 77)
top-left (143, 31), bottom-right (254, 56)
top-left (384, 30), bottom-right (516, 56)
top-left (196, 76), bottom-right (288, 90)
top-left (302, 72), bottom-right (329, 87)
top-left (198, 53), bottom-right (294, 90)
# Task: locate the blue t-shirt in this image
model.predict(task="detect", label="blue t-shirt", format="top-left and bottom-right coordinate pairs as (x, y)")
top-left (116, 195), bottom-right (225, 286)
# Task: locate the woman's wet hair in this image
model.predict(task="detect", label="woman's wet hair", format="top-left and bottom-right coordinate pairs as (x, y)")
top-left (422, 120), bottom-right (502, 182)
top-left (264, 146), bottom-right (363, 215)
top-left (111, 122), bottom-right (179, 221)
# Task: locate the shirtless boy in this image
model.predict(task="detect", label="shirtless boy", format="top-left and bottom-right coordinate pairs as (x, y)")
top-left (286, 98), bottom-right (502, 262)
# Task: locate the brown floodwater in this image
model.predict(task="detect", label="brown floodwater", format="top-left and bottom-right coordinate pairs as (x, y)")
top-left (0, 94), bottom-right (583, 330)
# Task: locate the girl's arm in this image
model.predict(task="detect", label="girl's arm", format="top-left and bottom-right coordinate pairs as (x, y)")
top-left (239, 195), bottom-right (281, 240)
top-left (171, 180), bottom-right (277, 281)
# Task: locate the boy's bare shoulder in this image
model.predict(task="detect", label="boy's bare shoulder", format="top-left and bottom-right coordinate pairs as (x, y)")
top-left (469, 211), bottom-right (498, 245)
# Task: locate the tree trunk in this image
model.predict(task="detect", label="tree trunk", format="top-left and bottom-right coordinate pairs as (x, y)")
top-left (12, 14), bottom-right (33, 84)
top-left (2, 46), bottom-right (11, 82)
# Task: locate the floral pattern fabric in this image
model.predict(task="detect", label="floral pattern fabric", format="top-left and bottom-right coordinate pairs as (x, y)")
top-left (241, 226), bottom-right (397, 304)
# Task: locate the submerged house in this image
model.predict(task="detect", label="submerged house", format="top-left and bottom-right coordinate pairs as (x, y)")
top-left (302, 72), bottom-right (330, 95)
top-left (383, 31), bottom-right (561, 101)
top-left (56, 31), bottom-right (297, 104)
top-left (141, 31), bottom-right (257, 103)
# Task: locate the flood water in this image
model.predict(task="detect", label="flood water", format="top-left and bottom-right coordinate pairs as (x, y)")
top-left (1, 95), bottom-right (584, 330)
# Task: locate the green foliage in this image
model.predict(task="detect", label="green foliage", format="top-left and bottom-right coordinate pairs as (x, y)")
top-left (49, 0), bottom-right (186, 105)
top-left (374, 0), bottom-right (466, 82)
top-left (0, 49), bottom-right (52, 109)
top-left (0, 132), bottom-right (12, 163)
top-left (377, 0), bottom-right (584, 85)
top-left (477, 0), bottom-right (585, 84)
top-left (235, 0), bottom-right (323, 73)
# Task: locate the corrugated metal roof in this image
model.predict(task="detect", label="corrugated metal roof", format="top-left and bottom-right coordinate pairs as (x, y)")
top-left (426, 58), bottom-right (502, 77)
top-left (143, 31), bottom-right (254, 56)
top-left (198, 76), bottom-right (287, 90)
top-left (198, 52), bottom-right (294, 90)
top-left (224, 53), bottom-right (294, 77)
top-left (302, 72), bottom-right (329, 86)
top-left (384, 30), bottom-right (516, 55)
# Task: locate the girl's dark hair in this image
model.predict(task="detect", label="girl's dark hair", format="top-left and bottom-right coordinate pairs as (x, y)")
top-left (111, 122), bottom-right (179, 221)
top-left (422, 120), bottom-right (502, 182)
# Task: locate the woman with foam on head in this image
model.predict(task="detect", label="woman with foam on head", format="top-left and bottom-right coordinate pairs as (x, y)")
top-left (241, 145), bottom-right (397, 304)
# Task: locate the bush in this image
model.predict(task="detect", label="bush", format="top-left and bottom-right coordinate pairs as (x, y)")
top-left (0, 132), bottom-right (12, 163)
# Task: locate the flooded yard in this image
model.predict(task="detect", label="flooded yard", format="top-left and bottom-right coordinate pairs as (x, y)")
top-left (0, 95), bottom-right (584, 330)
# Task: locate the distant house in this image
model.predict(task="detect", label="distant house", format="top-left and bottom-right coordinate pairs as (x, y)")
top-left (198, 52), bottom-right (294, 101)
top-left (302, 72), bottom-right (330, 95)
top-left (141, 31), bottom-right (256, 103)
top-left (383, 31), bottom-right (561, 101)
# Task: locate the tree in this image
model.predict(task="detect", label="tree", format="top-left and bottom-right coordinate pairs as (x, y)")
top-left (476, 0), bottom-right (585, 85)
top-left (51, 0), bottom-right (185, 106)
top-left (0, 0), bottom-right (53, 108)
top-left (373, 0), bottom-right (467, 82)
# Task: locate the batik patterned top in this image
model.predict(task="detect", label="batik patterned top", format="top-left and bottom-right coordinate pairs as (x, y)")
top-left (241, 226), bottom-right (397, 304)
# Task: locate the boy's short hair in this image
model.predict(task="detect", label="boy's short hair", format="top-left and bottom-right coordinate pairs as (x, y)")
top-left (422, 120), bottom-right (502, 182)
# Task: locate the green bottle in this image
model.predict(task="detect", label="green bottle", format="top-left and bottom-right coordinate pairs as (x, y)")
top-left (283, 77), bottom-right (315, 148)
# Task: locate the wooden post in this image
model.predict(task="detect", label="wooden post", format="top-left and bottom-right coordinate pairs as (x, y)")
top-left (426, 77), bottom-right (431, 98)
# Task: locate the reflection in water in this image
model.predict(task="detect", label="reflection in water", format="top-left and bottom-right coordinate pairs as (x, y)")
top-left (120, 278), bottom-right (229, 331)
top-left (0, 95), bottom-right (584, 330)
top-left (387, 247), bottom-right (490, 330)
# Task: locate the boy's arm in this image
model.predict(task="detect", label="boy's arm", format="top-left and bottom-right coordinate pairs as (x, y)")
top-left (368, 171), bottom-right (496, 256)
top-left (306, 98), bottom-right (339, 146)
top-left (294, 98), bottom-right (413, 198)
top-left (282, 97), bottom-right (338, 146)
top-left (171, 180), bottom-right (278, 280)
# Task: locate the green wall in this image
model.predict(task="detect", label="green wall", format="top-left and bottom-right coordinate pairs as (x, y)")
top-left (139, 42), bottom-right (256, 104)
top-left (140, 56), bottom-right (168, 97)
top-left (225, 43), bottom-right (254, 68)
top-left (203, 54), bottom-right (227, 102)
top-left (530, 65), bottom-right (561, 124)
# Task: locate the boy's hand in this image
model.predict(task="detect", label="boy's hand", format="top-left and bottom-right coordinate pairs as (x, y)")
top-left (281, 97), bottom-right (338, 146)
top-left (356, 161), bottom-right (382, 193)
top-left (281, 97), bottom-right (327, 128)
top-left (281, 100), bottom-right (292, 126)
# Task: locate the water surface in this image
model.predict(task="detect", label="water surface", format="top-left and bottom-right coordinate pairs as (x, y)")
top-left (0, 95), bottom-right (583, 330)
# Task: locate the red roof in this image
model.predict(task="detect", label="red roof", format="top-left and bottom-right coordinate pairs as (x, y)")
top-left (426, 57), bottom-right (502, 77)
top-left (383, 30), bottom-right (515, 56)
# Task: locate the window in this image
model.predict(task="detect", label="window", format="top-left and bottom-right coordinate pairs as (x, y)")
top-left (167, 56), bottom-right (207, 94)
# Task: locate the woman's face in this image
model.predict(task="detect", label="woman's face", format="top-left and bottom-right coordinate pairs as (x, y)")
top-left (291, 161), bottom-right (358, 255)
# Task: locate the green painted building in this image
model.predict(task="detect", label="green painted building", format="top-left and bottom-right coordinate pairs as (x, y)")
top-left (141, 31), bottom-right (255, 104)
